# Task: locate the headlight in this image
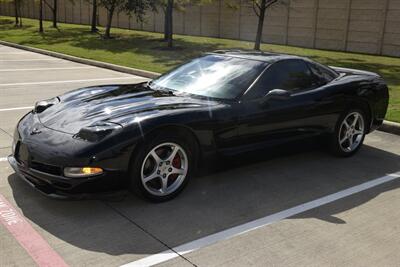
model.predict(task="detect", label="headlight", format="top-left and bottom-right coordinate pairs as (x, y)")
top-left (64, 167), bottom-right (103, 178)
top-left (34, 97), bottom-right (59, 113)
top-left (73, 121), bottom-right (122, 142)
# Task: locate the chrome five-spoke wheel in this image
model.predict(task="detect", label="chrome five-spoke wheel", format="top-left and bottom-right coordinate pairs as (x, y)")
top-left (141, 142), bottom-right (188, 196)
top-left (338, 111), bottom-right (365, 153)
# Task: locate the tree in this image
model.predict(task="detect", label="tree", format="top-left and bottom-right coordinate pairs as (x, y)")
top-left (83, 0), bottom-right (99, 33)
top-left (91, 0), bottom-right (98, 32)
top-left (39, 0), bottom-right (43, 32)
top-left (14, 0), bottom-right (19, 25)
top-left (99, 0), bottom-right (156, 39)
top-left (98, 0), bottom-right (125, 38)
top-left (164, 0), bottom-right (173, 47)
top-left (158, 0), bottom-right (194, 48)
top-left (51, 0), bottom-right (57, 27)
top-left (250, 0), bottom-right (281, 50)
top-left (154, 0), bottom-right (172, 41)
top-left (7, 0), bottom-right (23, 27)
top-left (42, 0), bottom-right (58, 28)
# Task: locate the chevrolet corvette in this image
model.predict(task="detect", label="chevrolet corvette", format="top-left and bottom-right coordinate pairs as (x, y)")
top-left (8, 51), bottom-right (389, 201)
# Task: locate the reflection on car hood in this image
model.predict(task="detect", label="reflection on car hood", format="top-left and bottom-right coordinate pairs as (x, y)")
top-left (38, 83), bottom-right (219, 134)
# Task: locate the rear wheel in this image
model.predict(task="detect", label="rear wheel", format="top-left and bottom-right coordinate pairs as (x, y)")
top-left (129, 132), bottom-right (195, 202)
top-left (329, 110), bottom-right (366, 157)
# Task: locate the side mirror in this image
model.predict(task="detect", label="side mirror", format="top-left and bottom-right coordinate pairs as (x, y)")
top-left (261, 89), bottom-right (291, 104)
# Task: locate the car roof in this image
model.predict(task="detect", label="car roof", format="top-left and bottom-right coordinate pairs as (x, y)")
top-left (208, 50), bottom-right (304, 64)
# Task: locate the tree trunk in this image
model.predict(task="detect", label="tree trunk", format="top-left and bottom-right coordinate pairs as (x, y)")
top-left (14, 0), bottom-right (19, 26)
top-left (104, 6), bottom-right (115, 39)
top-left (91, 0), bottom-right (98, 32)
top-left (39, 0), bottom-right (43, 32)
top-left (52, 0), bottom-right (57, 28)
top-left (164, 10), bottom-right (168, 41)
top-left (254, 0), bottom-right (266, 50)
top-left (96, 11), bottom-right (100, 26)
top-left (166, 0), bottom-right (174, 48)
top-left (18, 2), bottom-right (22, 27)
top-left (163, 8), bottom-right (168, 41)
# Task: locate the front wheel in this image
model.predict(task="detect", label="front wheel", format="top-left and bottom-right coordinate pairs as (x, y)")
top-left (129, 132), bottom-right (195, 202)
top-left (329, 110), bottom-right (366, 157)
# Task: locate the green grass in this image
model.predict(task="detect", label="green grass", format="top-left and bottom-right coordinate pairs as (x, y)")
top-left (1, 16), bottom-right (399, 122)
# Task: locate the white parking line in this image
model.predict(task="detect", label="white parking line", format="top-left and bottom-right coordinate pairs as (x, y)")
top-left (121, 171), bottom-right (400, 267)
top-left (0, 67), bottom-right (94, 72)
top-left (0, 77), bottom-right (139, 87)
top-left (0, 106), bottom-right (32, 112)
top-left (0, 157), bottom-right (7, 162)
top-left (0, 59), bottom-right (61, 62)
top-left (0, 52), bottom-right (30, 54)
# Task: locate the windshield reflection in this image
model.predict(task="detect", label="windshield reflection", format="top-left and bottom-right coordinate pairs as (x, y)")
top-left (151, 55), bottom-right (267, 100)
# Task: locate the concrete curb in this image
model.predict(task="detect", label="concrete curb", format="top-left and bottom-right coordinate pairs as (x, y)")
top-left (380, 120), bottom-right (400, 136)
top-left (0, 40), bottom-right (160, 79)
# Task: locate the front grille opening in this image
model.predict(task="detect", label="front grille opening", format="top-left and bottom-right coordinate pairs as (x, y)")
top-left (52, 181), bottom-right (72, 189)
top-left (30, 161), bottom-right (62, 176)
top-left (25, 176), bottom-right (54, 194)
top-left (22, 172), bottom-right (48, 186)
top-left (22, 170), bottom-right (73, 192)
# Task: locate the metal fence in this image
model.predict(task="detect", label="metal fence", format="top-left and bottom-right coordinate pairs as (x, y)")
top-left (1, 0), bottom-right (399, 57)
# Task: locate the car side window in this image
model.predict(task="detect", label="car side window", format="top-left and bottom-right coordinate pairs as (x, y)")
top-left (244, 59), bottom-right (315, 100)
top-left (307, 61), bottom-right (337, 86)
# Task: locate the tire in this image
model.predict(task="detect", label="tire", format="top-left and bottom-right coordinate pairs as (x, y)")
top-left (329, 109), bottom-right (367, 157)
top-left (129, 131), bottom-right (196, 202)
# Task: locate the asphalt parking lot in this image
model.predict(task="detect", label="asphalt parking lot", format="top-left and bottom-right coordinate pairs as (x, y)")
top-left (1, 44), bottom-right (400, 267)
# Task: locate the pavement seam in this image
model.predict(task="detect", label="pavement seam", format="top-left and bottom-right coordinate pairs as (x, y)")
top-left (0, 128), bottom-right (12, 138)
top-left (101, 200), bottom-right (198, 267)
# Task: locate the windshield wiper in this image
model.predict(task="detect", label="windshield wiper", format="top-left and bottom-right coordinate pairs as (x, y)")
top-left (145, 81), bottom-right (179, 96)
top-left (159, 89), bottom-right (176, 96)
top-left (144, 81), bottom-right (154, 90)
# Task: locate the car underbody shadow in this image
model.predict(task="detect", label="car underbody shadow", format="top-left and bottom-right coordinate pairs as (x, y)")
top-left (196, 137), bottom-right (325, 177)
top-left (7, 138), bottom-right (400, 257)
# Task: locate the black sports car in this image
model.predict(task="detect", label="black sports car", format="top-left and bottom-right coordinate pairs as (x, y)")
top-left (8, 51), bottom-right (389, 201)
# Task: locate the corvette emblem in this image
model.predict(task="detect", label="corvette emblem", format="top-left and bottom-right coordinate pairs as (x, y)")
top-left (30, 127), bottom-right (41, 135)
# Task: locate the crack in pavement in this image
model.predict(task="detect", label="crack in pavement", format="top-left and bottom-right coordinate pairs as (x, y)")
top-left (102, 200), bottom-right (198, 267)
top-left (0, 128), bottom-right (12, 138)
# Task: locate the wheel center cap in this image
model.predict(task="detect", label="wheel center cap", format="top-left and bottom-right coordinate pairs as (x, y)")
top-left (159, 162), bottom-right (172, 175)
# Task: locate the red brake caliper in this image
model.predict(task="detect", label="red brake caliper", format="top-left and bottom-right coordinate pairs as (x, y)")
top-left (170, 153), bottom-right (181, 182)
top-left (172, 154), bottom-right (181, 168)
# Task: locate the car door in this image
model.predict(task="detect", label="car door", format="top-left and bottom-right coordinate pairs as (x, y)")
top-left (233, 59), bottom-right (337, 150)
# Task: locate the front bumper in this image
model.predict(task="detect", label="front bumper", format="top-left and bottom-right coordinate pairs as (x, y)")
top-left (9, 111), bottom-right (134, 199)
top-left (8, 155), bottom-right (126, 200)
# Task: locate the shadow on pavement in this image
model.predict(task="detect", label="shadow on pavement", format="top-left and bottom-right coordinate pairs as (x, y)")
top-left (8, 141), bottom-right (400, 256)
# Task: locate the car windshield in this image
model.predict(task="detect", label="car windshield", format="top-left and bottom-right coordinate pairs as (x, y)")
top-left (150, 55), bottom-right (267, 99)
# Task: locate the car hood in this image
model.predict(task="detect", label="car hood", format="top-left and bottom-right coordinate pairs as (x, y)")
top-left (38, 83), bottom-right (220, 134)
